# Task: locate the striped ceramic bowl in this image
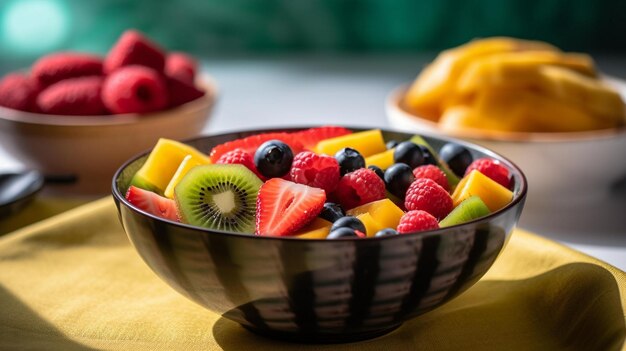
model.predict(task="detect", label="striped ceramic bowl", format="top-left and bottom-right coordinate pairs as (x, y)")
top-left (112, 127), bottom-right (527, 343)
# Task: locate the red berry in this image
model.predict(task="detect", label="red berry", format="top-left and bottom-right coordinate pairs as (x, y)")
top-left (166, 75), bottom-right (205, 108)
top-left (412, 164), bottom-right (449, 191)
top-left (290, 151), bottom-right (340, 193)
top-left (165, 52), bottom-right (197, 83)
top-left (465, 158), bottom-right (510, 188)
top-left (0, 73), bottom-right (40, 112)
top-left (104, 30), bottom-right (165, 74)
top-left (209, 132), bottom-right (303, 163)
top-left (335, 168), bottom-right (386, 210)
top-left (37, 76), bottom-right (106, 115)
top-left (102, 65), bottom-right (168, 114)
top-left (216, 148), bottom-right (264, 180)
top-left (256, 178), bottom-right (326, 236)
top-left (293, 126), bottom-right (352, 150)
top-left (397, 210), bottom-right (439, 234)
top-left (31, 52), bottom-right (103, 87)
top-left (125, 185), bottom-right (179, 222)
top-left (404, 178), bottom-right (453, 220)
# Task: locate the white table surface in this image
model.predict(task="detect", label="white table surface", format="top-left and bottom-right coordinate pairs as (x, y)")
top-left (1, 54), bottom-right (625, 270)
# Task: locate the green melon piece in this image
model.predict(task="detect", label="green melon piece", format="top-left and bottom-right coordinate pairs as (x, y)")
top-left (440, 195), bottom-right (491, 227)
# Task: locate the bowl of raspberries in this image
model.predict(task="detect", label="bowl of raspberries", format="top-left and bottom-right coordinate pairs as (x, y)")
top-left (0, 29), bottom-right (217, 194)
top-left (112, 126), bottom-right (527, 343)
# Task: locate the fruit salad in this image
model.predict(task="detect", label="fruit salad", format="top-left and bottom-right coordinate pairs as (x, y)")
top-left (403, 37), bottom-right (626, 133)
top-left (124, 127), bottom-right (516, 238)
top-left (0, 30), bottom-right (204, 115)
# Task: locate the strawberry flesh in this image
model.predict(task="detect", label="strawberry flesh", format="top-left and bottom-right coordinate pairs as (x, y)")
top-left (293, 126), bottom-right (352, 150)
top-left (125, 185), bottom-right (179, 221)
top-left (255, 178), bottom-right (325, 236)
top-left (209, 132), bottom-right (303, 163)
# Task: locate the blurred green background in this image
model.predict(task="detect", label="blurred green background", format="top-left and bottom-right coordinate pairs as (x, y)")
top-left (1, 0), bottom-right (625, 70)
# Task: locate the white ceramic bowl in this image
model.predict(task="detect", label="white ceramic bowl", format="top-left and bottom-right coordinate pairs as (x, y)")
top-left (0, 75), bottom-right (218, 195)
top-left (386, 77), bottom-right (626, 208)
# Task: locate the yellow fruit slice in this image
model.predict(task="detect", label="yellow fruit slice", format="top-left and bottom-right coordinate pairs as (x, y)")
top-left (163, 154), bottom-right (211, 199)
top-left (452, 170), bottom-right (513, 212)
top-left (347, 199), bottom-right (405, 232)
top-left (364, 149), bottom-right (395, 170)
top-left (315, 129), bottom-right (386, 158)
top-left (131, 139), bottom-right (211, 193)
top-left (355, 213), bottom-right (383, 237)
top-left (538, 66), bottom-right (625, 126)
top-left (456, 51), bottom-right (596, 95)
top-left (403, 37), bottom-right (559, 120)
top-left (293, 218), bottom-right (332, 239)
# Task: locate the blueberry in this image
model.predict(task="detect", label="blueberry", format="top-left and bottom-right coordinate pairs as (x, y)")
top-left (439, 143), bottom-right (473, 177)
top-left (394, 141), bottom-right (424, 168)
top-left (335, 148), bottom-right (365, 176)
top-left (386, 140), bottom-right (399, 149)
top-left (368, 165), bottom-right (385, 180)
top-left (384, 163), bottom-right (415, 199)
top-left (418, 145), bottom-right (437, 166)
top-left (327, 227), bottom-right (359, 239)
top-left (375, 228), bottom-right (399, 237)
top-left (254, 140), bottom-right (294, 178)
top-left (331, 216), bottom-right (366, 234)
top-left (319, 202), bottom-right (345, 223)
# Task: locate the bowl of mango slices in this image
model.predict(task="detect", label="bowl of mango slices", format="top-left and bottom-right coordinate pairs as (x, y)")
top-left (386, 37), bottom-right (626, 207)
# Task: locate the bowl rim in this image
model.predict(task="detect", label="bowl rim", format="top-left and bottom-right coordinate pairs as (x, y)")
top-left (111, 126), bottom-right (528, 241)
top-left (386, 79), bottom-right (626, 143)
top-left (0, 73), bottom-right (218, 126)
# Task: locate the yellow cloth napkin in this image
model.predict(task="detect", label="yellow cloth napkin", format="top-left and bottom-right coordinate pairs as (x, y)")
top-left (0, 197), bottom-right (624, 351)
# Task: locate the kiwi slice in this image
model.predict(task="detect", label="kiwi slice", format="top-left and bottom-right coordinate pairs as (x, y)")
top-left (410, 135), bottom-right (461, 189)
top-left (440, 195), bottom-right (491, 227)
top-left (174, 164), bottom-right (263, 234)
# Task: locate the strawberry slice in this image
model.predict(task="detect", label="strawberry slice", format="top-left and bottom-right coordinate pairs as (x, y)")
top-left (209, 132), bottom-right (303, 163)
top-left (255, 178), bottom-right (326, 236)
top-left (125, 185), bottom-right (179, 221)
top-left (293, 126), bottom-right (352, 150)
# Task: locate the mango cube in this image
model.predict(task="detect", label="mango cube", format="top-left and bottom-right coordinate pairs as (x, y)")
top-left (365, 149), bottom-right (395, 170)
top-left (163, 155), bottom-right (211, 199)
top-left (347, 199), bottom-right (405, 233)
top-left (315, 129), bottom-right (386, 158)
top-left (452, 170), bottom-right (513, 212)
top-left (355, 213), bottom-right (383, 237)
top-left (132, 139), bottom-right (211, 193)
top-left (293, 218), bottom-right (332, 239)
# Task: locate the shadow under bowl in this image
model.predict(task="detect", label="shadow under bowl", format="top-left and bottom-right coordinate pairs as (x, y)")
top-left (0, 75), bottom-right (218, 195)
top-left (112, 127), bottom-right (527, 343)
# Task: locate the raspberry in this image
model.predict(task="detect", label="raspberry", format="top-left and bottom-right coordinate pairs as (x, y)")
top-left (102, 65), bottom-right (168, 114)
top-left (104, 30), bottom-right (165, 74)
top-left (31, 52), bottom-right (103, 87)
top-left (335, 168), bottom-right (386, 210)
top-left (465, 158), bottom-right (510, 188)
top-left (412, 164), bottom-right (449, 191)
top-left (216, 148), bottom-right (264, 180)
top-left (397, 210), bottom-right (439, 233)
top-left (404, 178), bottom-right (453, 220)
top-left (166, 75), bottom-right (205, 108)
top-left (37, 76), bottom-right (106, 115)
top-left (0, 73), bottom-right (40, 112)
top-left (165, 52), bottom-right (197, 83)
top-left (290, 151), bottom-right (340, 193)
